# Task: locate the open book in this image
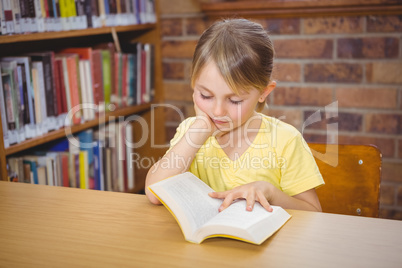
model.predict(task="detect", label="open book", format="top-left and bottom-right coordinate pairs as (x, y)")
top-left (148, 172), bottom-right (291, 245)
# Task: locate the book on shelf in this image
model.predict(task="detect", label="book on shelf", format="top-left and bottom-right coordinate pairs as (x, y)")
top-left (0, 41), bottom-right (153, 148)
top-left (148, 172), bottom-right (292, 245)
top-left (0, 0), bottom-right (156, 35)
top-left (7, 121), bottom-right (136, 193)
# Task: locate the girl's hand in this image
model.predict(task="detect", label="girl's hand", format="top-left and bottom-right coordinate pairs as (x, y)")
top-left (192, 93), bottom-right (220, 137)
top-left (208, 181), bottom-right (274, 212)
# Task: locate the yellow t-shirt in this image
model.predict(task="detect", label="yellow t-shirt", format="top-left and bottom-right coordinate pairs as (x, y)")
top-left (167, 114), bottom-right (324, 196)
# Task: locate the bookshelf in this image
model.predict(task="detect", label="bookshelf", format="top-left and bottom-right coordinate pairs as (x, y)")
top-left (0, 1), bottom-right (166, 193)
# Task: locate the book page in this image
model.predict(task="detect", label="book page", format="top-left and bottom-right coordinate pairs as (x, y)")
top-left (204, 201), bottom-right (275, 229)
top-left (197, 201), bottom-right (290, 244)
top-left (150, 172), bottom-right (221, 237)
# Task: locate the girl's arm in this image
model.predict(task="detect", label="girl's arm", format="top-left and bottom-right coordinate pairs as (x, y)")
top-left (145, 96), bottom-right (217, 204)
top-left (145, 119), bottom-right (211, 204)
top-left (209, 181), bottom-right (322, 212)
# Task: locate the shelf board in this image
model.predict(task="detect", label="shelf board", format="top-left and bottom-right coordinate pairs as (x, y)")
top-left (0, 24), bottom-right (156, 44)
top-left (201, 0), bottom-right (402, 18)
top-left (5, 103), bottom-right (152, 156)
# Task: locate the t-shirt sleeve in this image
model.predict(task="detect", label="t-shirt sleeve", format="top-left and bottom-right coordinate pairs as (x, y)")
top-left (279, 133), bottom-right (325, 196)
top-left (164, 117), bottom-right (196, 155)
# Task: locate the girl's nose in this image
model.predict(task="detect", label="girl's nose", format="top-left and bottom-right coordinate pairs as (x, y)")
top-left (213, 102), bottom-right (226, 117)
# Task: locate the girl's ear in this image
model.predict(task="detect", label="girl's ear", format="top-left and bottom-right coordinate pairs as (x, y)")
top-left (259, 81), bottom-right (276, 103)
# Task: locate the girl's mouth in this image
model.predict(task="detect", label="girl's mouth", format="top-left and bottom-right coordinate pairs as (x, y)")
top-left (212, 118), bottom-right (229, 125)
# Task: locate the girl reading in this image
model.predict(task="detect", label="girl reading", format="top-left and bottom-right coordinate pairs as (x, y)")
top-left (145, 18), bottom-right (324, 212)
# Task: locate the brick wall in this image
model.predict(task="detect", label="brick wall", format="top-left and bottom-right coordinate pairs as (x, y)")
top-left (159, 0), bottom-right (402, 220)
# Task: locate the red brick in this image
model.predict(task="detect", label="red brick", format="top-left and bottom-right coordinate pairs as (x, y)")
top-left (337, 135), bottom-right (395, 158)
top-left (163, 82), bottom-right (193, 102)
top-left (366, 62), bottom-right (402, 84)
top-left (365, 114), bottom-right (402, 135)
top-left (273, 87), bottom-right (333, 106)
top-left (261, 108), bottom-right (302, 129)
top-left (185, 17), bottom-right (212, 36)
top-left (272, 63), bottom-right (301, 82)
top-left (382, 162), bottom-right (402, 183)
top-left (304, 111), bottom-right (362, 132)
top-left (336, 87), bottom-right (398, 109)
top-left (163, 62), bottom-right (185, 79)
top-left (338, 37), bottom-right (399, 59)
top-left (303, 17), bottom-right (363, 34)
top-left (161, 18), bottom-right (183, 36)
top-left (274, 39), bottom-right (333, 59)
top-left (367, 15), bottom-right (402, 33)
top-left (305, 63), bottom-right (362, 83)
top-left (397, 186), bottom-right (402, 206)
top-left (162, 40), bottom-right (198, 59)
top-left (380, 183), bottom-right (395, 206)
top-left (399, 140), bottom-right (402, 158)
top-left (379, 208), bottom-right (402, 220)
top-left (254, 18), bottom-right (300, 35)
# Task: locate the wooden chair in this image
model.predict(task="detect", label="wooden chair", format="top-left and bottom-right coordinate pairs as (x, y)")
top-left (308, 143), bottom-right (382, 217)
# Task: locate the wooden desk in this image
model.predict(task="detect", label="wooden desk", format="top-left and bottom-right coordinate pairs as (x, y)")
top-left (1, 182), bottom-right (402, 267)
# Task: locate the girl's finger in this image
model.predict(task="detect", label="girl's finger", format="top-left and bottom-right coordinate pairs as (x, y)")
top-left (257, 191), bottom-right (273, 212)
top-left (246, 191), bottom-right (256, 211)
top-left (219, 193), bottom-right (235, 212)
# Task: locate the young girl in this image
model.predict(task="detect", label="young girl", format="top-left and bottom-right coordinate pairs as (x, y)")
top-left (145, 18), bottom-right (324, 212)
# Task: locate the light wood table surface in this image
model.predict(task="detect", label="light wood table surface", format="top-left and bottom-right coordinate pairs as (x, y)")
top-left (1, 181), bottom-right (402, 267)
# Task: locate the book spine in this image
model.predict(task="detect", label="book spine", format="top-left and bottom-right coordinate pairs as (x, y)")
top-left (58, 0), bottom-right (69, 30)
top-left (125, 123), bottom-right (134, 191)
top-left (33, 0), bottom-right (45, 32)
top-left (90, 0), bottom-right (100, 27)
top-left (31, 68), bottom-right (41, 126)
top-left (0, 74), bottom-right (9, 148)
top-left (1, 73), bottom-right (16, 131)
top-left (121, 122), bottom-right (127, 192)
top-left (26, 0), bottom-right (36, 33)
top-left (74, 153), bottom-right (79, 188)
top-left (84, 0), bottom-right (92, 28)
top-left (41, 0), bottom-right (49, 31)
top-left (140, 45), bottom-right (146, 104)
top-left (53, 58), bottom-right (63, 115)
top-left (53, 0), bottom-right (62, 31)
top-left (67, 55), bottom-right (81, 124)
top-left (79, 150), bottom-right (88, 189)
top-left (101, 50), bottom-right (111, 111)
top-left (74, 0), bottom-right (86, 29)
top-left (91, 50), bottom-right (104, 112)
top-left (78, 60), bottom-right (88, 121)
top-left (56, 59), bottom-right (67, 114)
top-left (136, 43), bottom-right (141, 105)
top-left (60, 57), bottom-right (72, 119)
top-left (61, 153), bottom-right (69, 187)
top-left (11, 0), bottom-right (22, 33)
top-left (121, 53), bottom-right (127, 107)
top-left (83, 60), bottom-right (95, 119)
top-left (2, 0), bottom-right (15, 34)
top-left (19, 0), bottom-right (29, 33)
top-left (46, 0), bottom-right (55, 31)
top-left (15, 66), bottom-right (26, 128)
top-left (33, 61), bottom-right (48, 134)
top-left (17, 63), bottom-right (30, 126)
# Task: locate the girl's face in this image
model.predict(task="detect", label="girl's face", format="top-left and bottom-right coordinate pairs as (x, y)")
top-left (193, 60), bottom-right (270, 133)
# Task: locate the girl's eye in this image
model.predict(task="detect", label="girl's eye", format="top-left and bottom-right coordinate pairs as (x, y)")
top-left (230, 99), bottom-right (243, 105)
top-left (200, 93), bottom-right (212, 99)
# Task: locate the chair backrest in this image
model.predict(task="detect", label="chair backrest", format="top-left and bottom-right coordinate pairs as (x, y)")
top-left (308, 143), bottom-right (382, 217)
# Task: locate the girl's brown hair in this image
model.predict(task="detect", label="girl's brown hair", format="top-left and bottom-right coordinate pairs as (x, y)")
top-left (191, 18), bottom-right (275, 112)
